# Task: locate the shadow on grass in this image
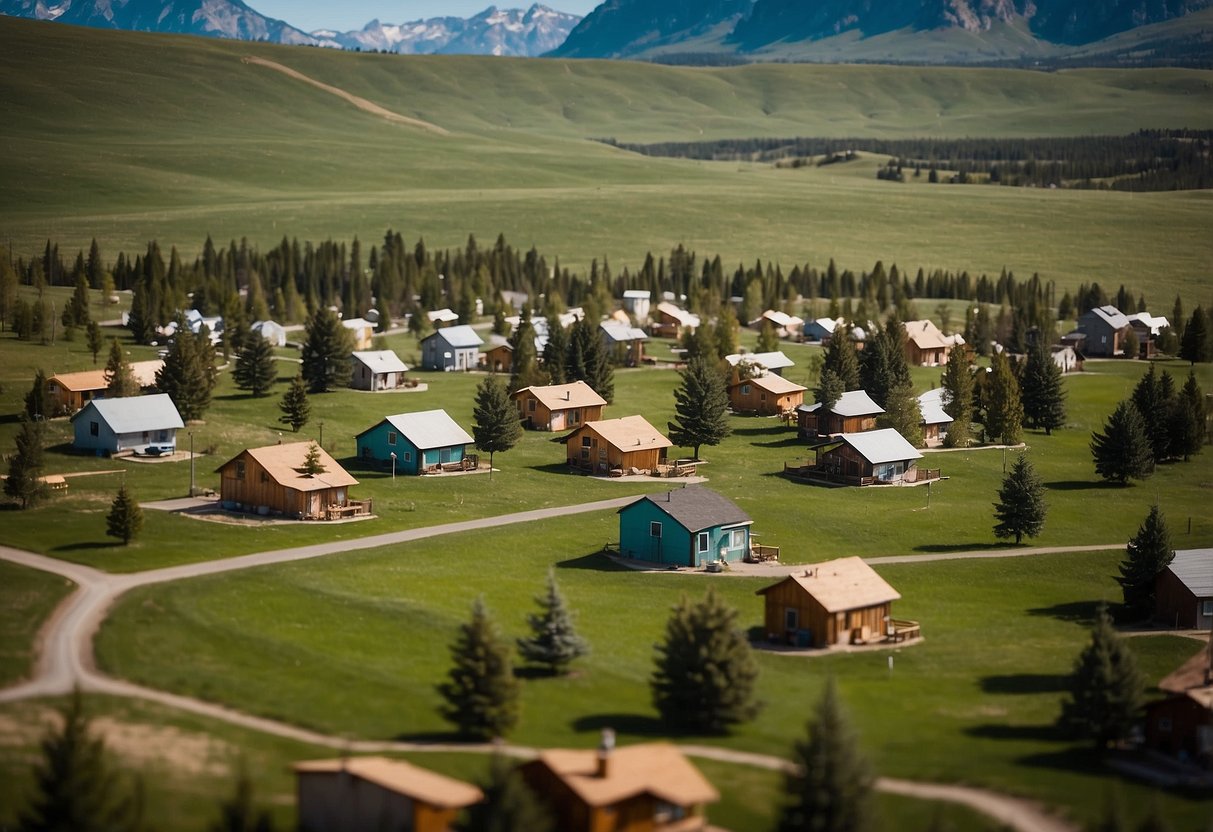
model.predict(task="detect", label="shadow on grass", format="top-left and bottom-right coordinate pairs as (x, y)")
top-left (527, 462), bottom-right (579, 476)
top-left (391, 729), bottom-right (471, 744)
top-left (571, 713), bottom-right (668, 738)
top-left (730, 425), bottom-right (790, 437)
top-left (52, 541), bottom-right (113, 552)
top-left (964, 723), bottom-right (1066, 742)
top-left (1028, 599), bottom-right (1100, 624)
top-left (913, 542), bottom-right (1007, 553)
top-left (980, 674), bottom-right (1070, 695)
top-left (556, 552), bottom-right (631, 572)
top-left (46, 442), bottom-right (78, 456)
top-left (1044, 480), bottom-right (1118, 491)
top-left (752, 436), bottom-right (806, 449)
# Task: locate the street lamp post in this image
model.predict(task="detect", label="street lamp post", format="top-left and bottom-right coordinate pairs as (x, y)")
top-left (319, 420), bottom-right (324, 449)
top-left (390, 451), bottom-right (396, 480)
top-left (188, 430), bottom-right (195, 497)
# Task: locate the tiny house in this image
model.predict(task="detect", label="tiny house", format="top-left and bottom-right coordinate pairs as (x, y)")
top-left (757, 557), bottom-right (903, 647)
top-left (216, 442), bottom-right (364, 520)
top-left (356, 410), bottom-right (475, 475)
top-left (618, 486), bottom-right (753, 567)
top-left (565, 415), bottom-right (671, 475)
top-left (513, 381), bottom-right (607, 431)
top-left (71, 394), bottom-right (184, 455)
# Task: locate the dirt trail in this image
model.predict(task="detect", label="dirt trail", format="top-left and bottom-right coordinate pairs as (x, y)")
top-left (242, 56), bottom-right (449, 136)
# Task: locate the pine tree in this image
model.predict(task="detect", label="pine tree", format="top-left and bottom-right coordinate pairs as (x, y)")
top-left (233, 331), bottom-right (277, 397)
top-left (156, 327), bottom-right (213, 422)
top-left (1058, 603), bottom-right (1144, 750)
top-left (277, 374), bottom-right (310, 432)
top-left (1091, 401), bottom-right (1153, 484)
top-left (984, 351), bottom-right (1024, 445)
top-left (542, 317), bottom-right (569, 385)
top-left (103, 339), bottom-right (139, 398)
top-left (757, 319), bottom-right (780, 352)
top-left (516, 570), bottom-right (590, 675)
top-left (25, 370), bottom-right (48, 420)
top-left (1090, 792), bottom-right (1130, 832)
top-left (454, 754), bottom-right (553, 832)
top-left (566, 317), bottom-right (613, 402)
top-left (1131, 364), bottom-right (1175, 464)
top-left (300, 307), bottom-right (353, 393)
top-left (86, 321), bottom-right (103, 365)
top-left (5, 417), bottom-right (50, 509)
top-left (993, 453), bottom-right (1047, 545)
top-left (472, 375), bottom-right (522, 479)
top-left (667, 356), bottom-right (731, 460)
top-left (209, 766), bottom-right (274, 832)
top-left (1168, 371), bottom-right (1206, 461)
top-left (1116, 505), bottom-right (1174, 620)
top-left (1021, 340), bottom-right (1066, 435)
top-left (877, 376), bottom-right (924, 448)
top-left (507, 309), bottom-right (543, 393)
top-left (105, 485), bottom-right (143, 546)
top-left (302, 442), bottom-right (326, 476)
top-left (815, 368), bottom-right (844, 413)
top-left (437, 596), bottom-right (520, 740)
top-left (940, 347), bottom-right (975, 448)
top-left (823, 324), bottom-right (861, 391)
top-left (651, 588), bottom-right (761, 734)
top-left (16, 690), bottom-right (144, 832)
top-left (777, 678), bottom-right (876, 832)
top-left (1179, 306), bottom-right (1210, 365)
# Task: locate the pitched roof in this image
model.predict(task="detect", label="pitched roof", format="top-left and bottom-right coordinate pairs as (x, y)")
top-left (654, 302), bottom-right (700, 328)
top-left (600, 322), bottom-right (648, 342)
top-left (725, 351), bottom-right (795, 371)
top-left (838, 428), bottom-right (922, 464)
top-left (579, 415), bottom-right (672, 453)
top-left (220, 442), bottom-right (358, 492)
top-left (351, 350), bottom-right (409, 374)
top-left (1084, 305), bottom-right (1130, 330)
top-left (917, 388), bottom-right (953, 426)
top-left (622, 289), bottom-right (651, 300)
top-left (422, 324), bottom-right (483, 348)
top-left (342, 317), bottom-right (373, 331)
top-left (72, 393), bottom-right (184, 433)
top-left (1156, 640), bottom-right (1213, 709)
top-left (626, 485), bottom-right (752, 533)
top-left (755, 309), bottom-right (803, 328)
top-left (366, 409), bottom-right (474, 450)
top-left (513, 380), bottom-right (608, 410)
top-left (1166, 548), bottom-right (1213, 598)
top-left (532, 743), bottom-right (718, 808)
top-left (903, 319), bottom-right (952, 351)
top-left (757, 556), bottom-right (901, 613)
top-left (49, 360), bottom-right (163, 392)
top-left (798, 389), bottom-right (884, 418)
top-left (738, 374), bottom-right (807, 396)
top-left (294, 757), bottom-right (483, 808)
top-left (426, 308), bottom-right (460, 323)
top-left (1126, 312), bottom-right (1171, 336)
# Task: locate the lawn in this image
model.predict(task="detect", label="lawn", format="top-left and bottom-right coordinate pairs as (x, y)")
top-left (0, 561), bottom-right (74, 686)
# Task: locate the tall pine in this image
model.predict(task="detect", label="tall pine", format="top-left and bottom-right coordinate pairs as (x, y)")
top-left (1021, 339), bottom-right (1066, 435)
top-left (156, 326), bottom-right (214, 422)
top-left (437, 597), bottom-right (521, 740)
top-left (471, 375), bottom-right (522, 478)
top-left (940, 347), bottom-right (975, 448)
top-left (516, 570), bottom-right (590, 676)
top-left (1116, 505), bottom-right (1174, 621)
top-left (1057, 603), bottom-right (1143, 750)
top-left (506, 308), bottom-right (543, 393)
top-left (1091, 401), bottom-right (1153, 484)
top-left (1131, 364), bottom-right (1174, 463)
top-left (300, 307), bottom-right (353, 393)
top-left (277, 375), bottom-right (310, 432)
top-left (5, 417), bottom-right (50, 509)
top-left (233, 332), bottom-right (277, 397)
top-left (103, 339), bottom-right (139, 398)
top-left (1168, 371), bottom-right (1206, 461)
top-left (105, 485), bottom-right (143, 546)
top-left (667, 356), bottom-right (731, 460)
top-left (992, 453), bottom-right (1047, 544)
top-left (984, 351), bottom-right (1023, 445)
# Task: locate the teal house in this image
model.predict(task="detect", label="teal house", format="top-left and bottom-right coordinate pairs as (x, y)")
top-left (618, 486), bottom-right (753, 567)
top-left (355, 409), bottom-right (475, 475)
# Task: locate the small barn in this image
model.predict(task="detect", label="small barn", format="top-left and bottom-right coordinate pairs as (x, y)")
top-left (756, 557), bottom-right (906, 647)
top-left (216, 443), bottom-right (366, 520)
top-left (355, 409), bottom-right (475, 475)
top-left (903, 319), bottom-right (956, 367)
top-left (250, 320), bottom-right (287, 347)
top-left (513, 381), bottom-right (607, 431)
top-left (420, 325), bottom-right (483, 372)
top-left (44, 360), bottom-right (163, 415)
top-left (71, 394), bottom-right (184, 456)
top-left (1075, 305), bottom-right (1131, 357)
top-left (565, 415), bottom-right (671, 476)
top-left (350, 350), bottom-right (409, 391)
top-left (728, 373), bottom-right (806, 416)
top-left (295, 757), bottom-right (483, 832)
top-left (618, 486), bottom-right (753, 567)
top-left (1155, 548), bottom-right (1213, 630)
top-left (481, 336), bottom-right (514, 373)
top-left (812, 428), bottom-right (924, 485)
top-left (796, 390), bottom-right (884, 439)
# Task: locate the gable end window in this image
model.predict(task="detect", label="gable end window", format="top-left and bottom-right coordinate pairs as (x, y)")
top-left (90, 421), bottom-right (99, 437)
top-left (235, 460), bottom-right (246, 480)
top-left (650, 521), bottom-right (662, 538)
top-left (387, 431), bottom-right (397, 446)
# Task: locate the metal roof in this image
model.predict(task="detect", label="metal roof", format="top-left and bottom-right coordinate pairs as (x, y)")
top-left (725, 351), bottom-right (794, 371)
top-left (1168, 549), bottom-right (1213, 597)
top-left (840, 428), bottom-right (923, 464)
top-left (600, 322), bottom-right (648, 342)
top-left (351, 350), bottom-right (408, 374)
top-left (626, 485), bottom-right (752, 534)
top-left (72, 393), bottom-right (184, 434)
top-left (917, 388), bottom-right (953, 426)
top-left (798, 389), bottom-right (884, 418)
top-left (423, 324), bottom-right (484, 348)
top-left (1085, 305), bottom-right (1130, 330)
top-left (376, 409), bottom-right (474, 450)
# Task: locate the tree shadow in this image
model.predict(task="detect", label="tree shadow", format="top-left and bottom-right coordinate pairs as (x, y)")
top-left (964, 723), bottom-right (1065, 743)
top-left (730, 425), bottom-right (789, 437)
top-left (1044, 480), bottom-right (1118, 492)
top-left (528, 462), bottom-right (578, 476)
top-left (571, 713), bottom-right (669, 738)
top-left (913, 542), bottom-right (1007, 553)
top-left (391, 730), bottom-right (470, 744)
top-left (46, 442), bottom-right (78, 456)
top-left (979, 674), bottom-right (1070, 695)
top-left (752, 436), bottom-right (806, 449)
top-left (555, 552), bottom-right (631, 572)
top-left (51, 541), bottom-right (114, 552)
top-left (1028, 600), bottom-right (1101, 624)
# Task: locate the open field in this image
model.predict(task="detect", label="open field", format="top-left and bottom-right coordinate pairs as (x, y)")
top-left (1, 17), bottom-right (1212, 307)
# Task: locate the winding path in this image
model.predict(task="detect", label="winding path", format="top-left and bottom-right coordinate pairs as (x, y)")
top-left (0, 500), bottom-right (1114, 832)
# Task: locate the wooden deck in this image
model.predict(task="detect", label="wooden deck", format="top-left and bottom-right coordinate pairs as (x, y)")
top-left (324, 499), bottom-right (373, 520)
top-left (746, 543), bottom-right (780, 563)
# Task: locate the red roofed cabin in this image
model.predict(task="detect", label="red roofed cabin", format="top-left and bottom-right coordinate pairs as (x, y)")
top-left (520, 734), bottom-right (719, 832)
top-left (216, 442), bottom-right (369, 520)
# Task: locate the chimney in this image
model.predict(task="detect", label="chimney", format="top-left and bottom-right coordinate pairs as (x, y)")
top-left (597, 728), bottom-right (615, 778)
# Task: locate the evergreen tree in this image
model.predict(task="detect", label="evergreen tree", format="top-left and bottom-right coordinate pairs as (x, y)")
top-left (1090, 792), bottom-right (1130, 832)
top-left (507, 309), bottom-right (543, 393)
top-left (103, 339), bottom-right (139, 398)
top-left (233, 331), bottom-right (277, 397)
top-left (984, 351), bottom-right (1024, 445)
top-left (815, 368), bottom-right (844, 413)
top-left (1116, 505), bottom-right (1174, 620)
top-left (541, 317), bottom-right (569, 385)
top-left (566, 317), bottom-right (613, 402)
top-left (877, 376), bottom-right (924, 448)
top-left (105, 485), bottom-right (143, 546)
top-left (85, 321), bottom-right (103, 365)
top-left (25, 370), bottom-right (48, 420)
top-left (651, 588), bottom-right (761, 734)
top-left (1131, 364), bottom-right (1175, 463)
top-left (757, 319), bottom-right (780, 352)
top-left (300, 307), bottom-right (353, 393)
top-left (516, 570), bottom-right (590, 676)
top-left (1058, 603), bottom-right (1144, 750)
top-left (16, 690), bottom-right (143, 832)
top-left (1168, 371), bottom-right (1206, 461)
top-left (777, 679), bottom-right (876, 832)
top-left (437, 597), bottom-right (520, 740)
top-left (667, 356), bottom-right (731, 460)
top-left (472, 375), bottom-right (522, 479)
top-left (993, 453), bottom-right (1047, 545)
top-left (63, 273), bottom-right (91, 331)
top-left (823, 325), bottom-right (861, 391)
top-left (156, 327), bottom-right (213, 422)
top-left (940, 348), bottom-right (975, 448)
top-left (5, 417), bottom-right (50, 509)
top-left (1091, 401), bottom-right (1153, 484)
top-left (454, 754), bottom-right (553, 832)
top-left (277, 374), bottom-right (310, 433)
top-left (715, 305), bottom-right (741, 359)
top-left (302, 442), bottom-right (326, 476)
top-left (208, 766), bottom-right (274, 832)
top-left (1021, 340), bottom-right (1066, 435)
top-left (1179, 306), bottom-right (1211, 365)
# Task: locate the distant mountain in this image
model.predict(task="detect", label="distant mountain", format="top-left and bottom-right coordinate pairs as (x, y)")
top-left (550, 0), bottom-right (752, 58)
top-left (316, 5), bottom-right (581, 57)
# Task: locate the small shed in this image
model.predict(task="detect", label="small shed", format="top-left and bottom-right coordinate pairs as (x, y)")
top-left (420, 325), bottom-right (483, 372)
top-left (71, 394), bottom-right (184, 455)
top-left (757, 557), bottom-right (903, 647)
top-left (295, 756), bottom-right (483, 832)
top-left (796, 390), bottom-right (884, 439)
top-left (1155, 548), bottom-right (1213, 630)
top-left (250, 320), bottom-right (287, 347)
top-left (350, 350), bottom-right (410, 391)
top-left (513, 380), bottom-right (607, 431)
top-left (355, 409), bottom-right (475, 475)
top-left (729, 373), bottom-right (806, 416)
top-left (565, 415), bottom-right (671, 475)
top-left (618, 486), bottom-right (753, 567)
top-left (216, 443), bottom-right (365, 520)
top-left (481, 336), bottom-right (514, 373)
top-left (600, 322), bottom-right (647, 366)
top-left (813, 428), bottom-right (923, 485)
top-left (802, 317), bottom-right (845, 343)
top-left (903, 319), bottom-right (956, 367)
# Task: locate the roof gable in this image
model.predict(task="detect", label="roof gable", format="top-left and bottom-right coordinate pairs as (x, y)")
top-left (903, 319), bottom-right (952, 350)
top-left (534, 743), bottom-right (718, 808)
top-left (423, 325), bottom-right (483, 348)
top-left (49, 360), bottom-right (163, 392)
top-left (351, 350), bottom-right (408, 374)
top-left (578, 415), bottom-right (671, 452)
top-left (73, 393), bottom-right (184, 433)
top-left (294, 757), bottom-right (482, 808)
top-left (627, 485), bottom-right (752, 534)
top-left (513, 380), bottom-right (608, 410)
top-left (758, 556), bottom-right (901, 613)
top-left (839, 428), bottom-right (922, 463)
top-left (1167, 548), bottom-right (1212, 597)
top-left (799, 389), bottom-right (884, 418)
top-left (726, 351), bottom-right (795, 371)
top-left (741, 374), bottom-right (807, 396)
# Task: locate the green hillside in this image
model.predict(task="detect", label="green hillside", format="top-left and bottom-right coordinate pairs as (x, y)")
top-left (2, 15), bottom-right (1212, 304)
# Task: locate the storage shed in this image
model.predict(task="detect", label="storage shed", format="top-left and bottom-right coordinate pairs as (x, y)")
top-left (757, 557), bottom-right (904, 647)
top-left (350, 350), bottom-right (410, 391)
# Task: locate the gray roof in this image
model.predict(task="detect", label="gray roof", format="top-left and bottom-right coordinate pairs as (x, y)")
top-left (600, 322), bottom-right (648, 342)
top-left (917, 388), bottom-right (953, 426)
top-left (1167, 549), bottom-right (1213, 597)
top-left (73, 394), bottom-right (184, 433)
top-left (424, 325), bottom-right (483, 349)
top-left (374, 409), bottom-right (474, 450)
top-left (725, 351), bottom-right (794, 371)
top-left (839, 428), bottom-right (923, 464)
top-left (352, 350), bottom-right (409, 374)
top-left (1085, 305), bottom-right (1130, 330)
top-left (625, 485), bottom-right (752, 534)
top-left (798, 389), bottom-right (884, 418)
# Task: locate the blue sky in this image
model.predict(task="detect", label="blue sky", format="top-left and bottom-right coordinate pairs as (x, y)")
top-left (250, 1), bottom-right (599, 33)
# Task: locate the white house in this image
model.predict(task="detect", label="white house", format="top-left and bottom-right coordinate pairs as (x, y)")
top-left (350, 350), bottom-right (410, 391)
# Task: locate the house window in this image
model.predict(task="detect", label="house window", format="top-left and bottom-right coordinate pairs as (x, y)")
top-left (1158, 717), bottom-right (1172, 732)
top-left (650, 522), bottom-right (662, 538)
top-left (236, 461), bottom-right (246, 480)
top-left (581, 436), bottom-right (592, 448)
top-left (785, 608), bottom-right (799, 631)
top-left (142, 431), bottom-right (149, 442)
top-left (387, 431), bottom-right (397, 446)
top-left (760, 393), bottom-right (766, 401)
top-left (571, 409), bottom-right (580, 424)
top-left (90, 421), bottom-right (99, 437)
top-left (697, 532), bottom-right (709, 553)
top-left (731, 529), bottom-right (746, 549)
top-left (260, 472), bottom-right (268, 483)
top-left (1202, 600), bottom-right (1212, 617)
top-left (527, 399), bottom-right (537, 412)
top-left (403, 451), bottom-right (411, 462)
top-left (741, 384), bottom-right (751, 395)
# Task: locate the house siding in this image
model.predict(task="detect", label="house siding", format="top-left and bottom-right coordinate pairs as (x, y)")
top-left (566, 425), bottom-right (666, 474)
top-left (514, 394), bottom-right (605, 432)
top-left (421, 335), bottom-right (476, 371)
top-left (1155, 569), bottom-right (1212, 630)
top-left (217, 454), bottom-right (348, 519)
top-left (729, 383), bottom-right (803, 416)
top-left (71, 406), bottom-right (178, 455)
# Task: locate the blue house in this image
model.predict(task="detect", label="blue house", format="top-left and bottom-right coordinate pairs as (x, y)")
top-left (618, 486), bottom-right (753, 567)
top-left (71, 394), bottom-right (184, 455)
top-left (355, 409), bottom-right (475, 475)
top-left (420, 325), bottom-right (483, 371)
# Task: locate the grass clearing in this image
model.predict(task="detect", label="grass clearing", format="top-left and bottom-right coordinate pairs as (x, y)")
top-left (0, 562), bottom-right (74, 686)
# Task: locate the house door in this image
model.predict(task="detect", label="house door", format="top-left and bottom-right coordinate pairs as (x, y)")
top-left (308, 493), bottom-right (321, 518)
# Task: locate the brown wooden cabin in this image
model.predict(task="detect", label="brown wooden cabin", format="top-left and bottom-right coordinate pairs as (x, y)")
top-left (514, 380), bottom-right (608, 431)
top-left (728, 373), bottom-right (806, 416)
top-left (519, 737), bottom-right (719, 832)
top-left (1141, 640), bottom-right (1212, 768)
top-left (482, 341), bottom-right (513, 373)
top-left (903, 319), bottom-right (954, 367)
top-left (566, 415), bottom-right (671, 475)
top-left (295, 757), bottom-right (482, 832)
top-left (1154, 548), bottom-right (1212, 630)
top-left (808, 428), bottom-right (925, 486)
top-left (44, 360), bottom-right (163, 415)
top-left (649, 302), bottom-right (699, 340)
top-left (216, 442), bottom-right (367, 520)
top-left (796, 389), bottom-right (883, 439)
top-left (757, 557), bottom-right (904, 648)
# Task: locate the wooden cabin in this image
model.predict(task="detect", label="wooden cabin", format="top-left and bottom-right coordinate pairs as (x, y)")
top-left (481, 338), bottom-right (514, 373)
top-left (728, 373), bottom-right (806, 416)
top-left (519, 737), bottom-right (718, 832)
top-left (295, 757), bottom-right (482, 832)
top-left (513, 380), bottom-right (607, 431)
top-left (350, 350), bottom-right (409, 391)
top-left (566, 415), bottom-right (671, 476)
top-left (1141, 640), bottom-right (1212, 768)
top-left (618, 486), bottom-right (753, 567)
top-left (725, 351), bottom-right (794, 378)
top-left (355, 410), bottom-right (475, 475)
top-left (809, 428), bottom-right (926, 486)
top-left (917, 388), bottom-right (953, 447)
top-left (44, 360), bottom-right (162, 415)
top-left (216, 442), bottom-right (367, 520)
top-left (903, 319), bottom-right (955, 367)
top-left (650, 302), bottom-right (700, 339)
top-left (1155, 548), bottom-right (1212, 630)
top-left (757, 557), bottom-right (905, 648)
top-left (600, 322), bottom-right (648, 366)
top-left (796, 390), bottom-right (883, 439)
